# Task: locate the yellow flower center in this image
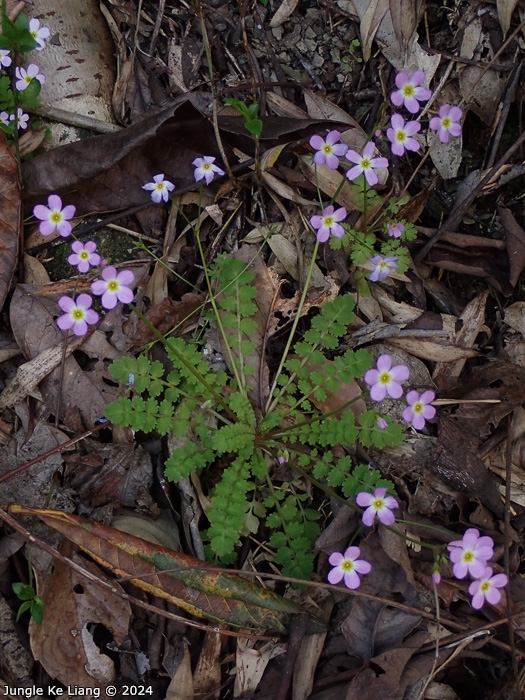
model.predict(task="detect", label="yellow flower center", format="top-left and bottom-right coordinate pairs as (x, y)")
top-left (378, 371), bottom-right (391, 385)
top-left (323, 216), bottom-right (334, 227)
top-left (402, 85), bottom-right (415, 97)
top-left (72, 308), bottom-right (84, 321)
top-left (463, 550), bottom-right (474, 562)
top-left (107, 280), bottom-right (119, 292)
top-left (341, 559), bottom-right (354, 572)
top-left (361, 158), bottom-right (371, 169)
top-left (202, 162), bottom-right (212, 171)
top-left (373, 498), bottom-right (385, 509)
top-left (24, 76), bottom-right (32, 85)
top-left (31, 30), bottom-right (38, 39)
top-left (413, 401), bottom-right (424, 414)
top-left (50, 211), bottom-right (62, 224)
top-left (79, 251), bottom-right (89, 261)
top-left (441, 117), bottom-right (451, 128)
top-left (396, 130), bottom-right (406, 143)
top-left (323, 145), bottom-right (332, 154)
top-left (154, 182), bottom-right (164, 191)
top-left (480, 581), bottom-right (490, 592)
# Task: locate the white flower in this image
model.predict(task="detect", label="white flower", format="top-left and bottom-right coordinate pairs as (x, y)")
top-left (0, 49), bottom-right (12, 67)
top-left (29, 19), bottom-right (50, 51)
top-left (15, 64), bottom-right (45, 91)
top-left (193, 156), bottom-right (225, 185)
top-left (12, 108), bottom-right (29, 130)
top-left (142, 174), bottom-right (175, 203)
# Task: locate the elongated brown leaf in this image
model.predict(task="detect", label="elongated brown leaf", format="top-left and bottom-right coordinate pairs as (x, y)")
top-left (9, 506), bottom-right (326, 634)
top-left (0, 132), bottom-right (20, 310)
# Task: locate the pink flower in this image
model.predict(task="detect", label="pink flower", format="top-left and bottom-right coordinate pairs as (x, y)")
top-left (193, 156), bottom-right (225, 185)
top-left (142, 174), bottom-right (175, 203)
top-left (33, 195), bottom-right (76, 237)
top-left (429, 104), bottom-right (463, 144)
top-left (328, 546), bottom-right (372, 589)
top-left (376, 417), bottom-right (388, 430)
top-left (432, 571), bottom-right (441, 585)
top-left (469, 567), bottom-right (508, 609)
top-left (447, 528), bottom-right (494, 580)
top-left (29, 18), bottom-right (50, 50)
top-left (369, 254), bottom-right (398, 282)
top-left (403, 390), bottom-right (436, 430)
top-left (390, 70), bottom-right (431, 114)
top-left (356, 487), bottom-right (398, 526)
top-left (91, 266), bottom-right (134, 309)
top-left (310, 205), bottom-right (347, 243)
top-left (0, 111), bottom-right (10, 126)
top-left (345, 141), bottom-right (388, 186)
top-left (364, 354), bottom-right (409, 401)
top-left (388, 222), bottom-right (404, 238)
top-left (68, 241), bottom-right (101, 273)
top-left (56, 294), bottom-right (99, 336)
top-left (0, 49), bottom-right (11, 67)
top-left (387, 114), bottom-right (421, 156)
top-left (309, 130), bottom-right (348, 170)
top-left (15, 64), bottom-right (45, 91)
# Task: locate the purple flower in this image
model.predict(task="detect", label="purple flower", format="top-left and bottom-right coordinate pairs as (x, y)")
top-left (310, 205), bottom-right (347, 243)
top-left (193, 156), bottom-right (225, 185)
top-left (91, 266), bottom-right (134, 309)
top-left (402, 390), bottom-right (436, 430)
top-left (376, 417), bottom-right (388, 430)
top-left (56, 294), bottom-right (99, 336)
top-left (33, 195), bottom-right (76, 237)
top-left (388, 222), bottom-right (404, 238)
top-left (345, 141), bottom-right (388, 186)
top-left (469, 567), bottom-right (508, 609)
top-left (387, 114), bottom-right (421, 157)
top-left (447, 528), bottom-right (494, 580)
top-left (15, 64), bottom-right (45, 91)
top-left (356, 487), bottom-right (398, 526)
top-left (0, 49), bottom-right (11, 67)
top-left (432, 571), bottom-right (441, 585)
top-left (68, 241), bottom-right (101, 273)
top-left (429, 104), bottom-right (463, 144)
top-left (327, 546), bottom-right (372, 589)
top-left (364, 354), bottom-right (409, 401)
top-left (369, 255), bottom-right (398, 282)
top-left (390, 70), bottom-right (432, 114)
top-left (142, 174), bottom-right (175, 203)
top-left (309, 130), bottom-right (348, 170)
top-left (29, 18), bottom-right (50, 50)
top-left (12, 108), bottom-right (29, 130)
top-left (0, 111), bottom-right (10, 126)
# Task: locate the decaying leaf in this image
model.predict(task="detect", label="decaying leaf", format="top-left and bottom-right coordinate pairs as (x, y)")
top-left (0, 132), bottom-right (20, 311)
top-left (496, 0), bottom-right (519, 36)
top-left (270, 0), bottom-right (300, 27)
top-left (9, 506), bottom-right (326, 635)
top-left (30, 552), bottom-right (130, 689)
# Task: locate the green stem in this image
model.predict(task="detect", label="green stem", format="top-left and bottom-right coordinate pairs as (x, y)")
top-left (265, 239), bottom-right (320, 414)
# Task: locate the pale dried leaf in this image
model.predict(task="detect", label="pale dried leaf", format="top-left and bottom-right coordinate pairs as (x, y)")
top-left (304, 90), bottom-right (366, 133)
top-left (387, 337), bottom-right (479, 361)
top-left (427, 130), bottom-right (463, 180)
top-left (299, 156), bottom-right (359, 211)
top-left (267, 233), bottom-right (326, 287)
top-left (0, 337), bottom-right (84, 409)
top-left (266, 91), bottom-right (308, 119)
top-left (504, 301), bottom-right (525, 334)
top-left (23, 253), bottom-right (50, 285)
top-left (235, 639), bottom-right (286, 695)
top-left (357, 0), bottom-right (390, 62)
top-left (194, 628), bottom-right (223, 694)
top-left (34, 0), bottom-right (116, 144)
top-left (270, 0), bottom-right (300, 27)
top-left (260, 170), bottom-right (315, 206)
top-left (389, 0), bottom-right (419, 60)
top-left (497, 0), bottom-right (519, 35)
top-left (165, 646), bottom-right (194, 700)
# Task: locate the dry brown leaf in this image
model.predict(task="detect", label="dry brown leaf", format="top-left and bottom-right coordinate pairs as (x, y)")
top-left (357, 0), bottom-right (390, 62)
top-left (166, 646), bottom-right (194, 700)
top-left (30, 552), bottom-right (130, 688)
top-left (500, 204), bottom-right (525, 288)
top-left (386, 337), bottom-right (479, 362)
top-left (267, 234), bottom-right (326, 288)
top-left (389, 0), bottom-right (420, 59)
top-left (427, 130), bottom-right (463, 180)
top-left (299, 156), bottom-right (359, 211)
top-left (497, 0), bottom-right (519, 35)
top-left (504, 301), bottom-right (525, 334)
top-left (0, 132), bottom-right (19, 311)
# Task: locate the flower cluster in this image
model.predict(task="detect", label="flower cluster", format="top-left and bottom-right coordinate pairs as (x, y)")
top-left (447, 529), bottom-right (508, 609)
top-left (364, 354), bottom-right (436, 431)
top-left (0, 18), bottom-right (50, 134)
top-left (32, 194), bottom-right (134, 336)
